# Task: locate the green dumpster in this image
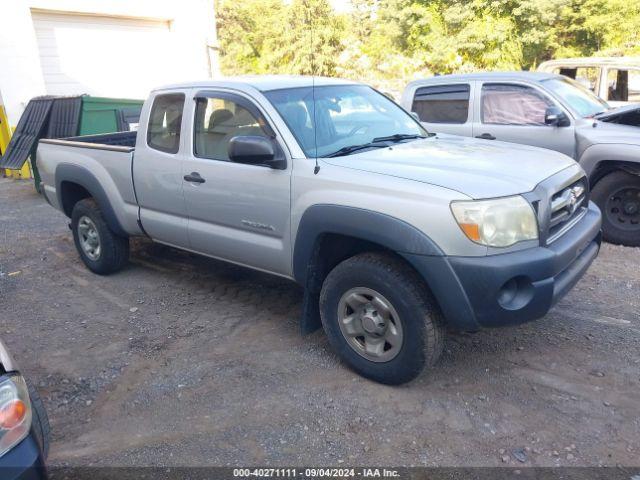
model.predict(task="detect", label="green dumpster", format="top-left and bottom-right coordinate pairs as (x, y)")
top-left (78, 96), bottom-right (144, 135)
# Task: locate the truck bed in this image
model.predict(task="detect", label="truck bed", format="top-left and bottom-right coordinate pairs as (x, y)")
top-left (36, 130), bottom-right (143, 237)
top-left (39, 131), bottom-right (137, 151)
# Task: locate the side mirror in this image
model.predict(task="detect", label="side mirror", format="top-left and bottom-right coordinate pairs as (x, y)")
top-left (545, 106), bottom-right (570, 127)
top-left (410, 111), bottom-right (421, 122)
top-left (228, 136), bottom-right (285, 169)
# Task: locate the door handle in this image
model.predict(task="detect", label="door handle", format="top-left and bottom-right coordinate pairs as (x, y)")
top-left (475, 133), bottom-right (496, 140)
top-left (184, 172), bottom-right (205, 184)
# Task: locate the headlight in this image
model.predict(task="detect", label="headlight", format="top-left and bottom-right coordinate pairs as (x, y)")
top-left (451, 195), bottom-right (538, 247)
top-left (0, 375), bottom-right (32, 458)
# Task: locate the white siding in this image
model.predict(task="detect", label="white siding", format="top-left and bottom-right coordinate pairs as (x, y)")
top-left (33, 12), bottom-right (181, 99)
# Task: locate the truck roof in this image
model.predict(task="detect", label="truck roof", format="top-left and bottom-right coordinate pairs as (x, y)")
top-left (154, 75), bottom-right (362, 93)
top-left (406, 71), bottom-right (560, 87)
top-left (539, 56), bottom-right (640, 67)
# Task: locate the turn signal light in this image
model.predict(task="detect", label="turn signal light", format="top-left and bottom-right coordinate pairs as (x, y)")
top-left (0, 399), bottom-right (27, 430)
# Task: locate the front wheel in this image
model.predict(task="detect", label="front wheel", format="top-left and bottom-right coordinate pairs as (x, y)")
top-left (71, 198), bottom-right (129, 274)
top-left (319, 252), bottom-right (444, 385)
top-left (591, 171), bottom-right (640, 247)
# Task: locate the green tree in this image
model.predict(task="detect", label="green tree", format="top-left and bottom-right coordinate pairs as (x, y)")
top-left (215, 0), bottom-right (640, 94)
top-left (216, 0), bottom-right (345, 76)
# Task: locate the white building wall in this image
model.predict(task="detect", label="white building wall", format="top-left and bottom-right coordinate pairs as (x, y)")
top-left (0, 0), bottom-right (218, 125)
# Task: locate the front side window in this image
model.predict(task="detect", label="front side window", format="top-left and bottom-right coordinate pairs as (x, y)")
top-left (607, 68), bottom-right (640, 102)
top-left (541, 77), bottom-right (609, 117)
top-left (481, 83), bottom-right (554, 126)
top-left (147, 93), bottom-right (185, 154)
top-left (265, 85), bottom-right (427, 158)
top-left (194, 96), bottom-right (269, 161)
top-left (412, 84), bottom-right (470, 124)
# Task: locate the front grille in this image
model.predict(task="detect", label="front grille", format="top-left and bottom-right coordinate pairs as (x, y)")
top-left (547, 177), bottom-right (588, 243)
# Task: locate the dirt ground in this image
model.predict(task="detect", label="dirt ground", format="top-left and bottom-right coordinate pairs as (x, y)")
top-left (0, 177), bottom-right (639, 468)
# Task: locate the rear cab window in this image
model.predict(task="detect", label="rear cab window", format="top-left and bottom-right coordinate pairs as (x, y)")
top-left (147, 93), bottom-right (186, 154)
top-left (411, 84), bottom-right (470, 124)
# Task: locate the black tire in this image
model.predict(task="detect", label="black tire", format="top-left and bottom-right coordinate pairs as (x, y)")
top-left (319, 252), bottom-right (445, 385)
top-left (591, 171), bottom-right (640, 247)
top-left (71, 198), bottom-right (129, 274)
top-left (26, 380), bottom-right (50, 459)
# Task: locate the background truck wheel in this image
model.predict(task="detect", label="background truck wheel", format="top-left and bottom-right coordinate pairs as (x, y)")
top-left (591, 171), bottom-right (640, 247)
top-left (26, 380), bottom-right (50, 459)
top-left (319, 252), bottom-right (444, 385)
top-left (71, 198), bottom-right (129, 274)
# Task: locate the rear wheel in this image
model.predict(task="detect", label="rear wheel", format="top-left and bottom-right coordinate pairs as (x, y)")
top-left (71, 198), bottom-right (129, 274)
top-left (319, 252), bottom-right (444, 385)
top-left (591, 171), bottom-right (640, 247)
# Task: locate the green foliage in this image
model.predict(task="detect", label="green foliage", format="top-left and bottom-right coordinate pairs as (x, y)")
top-left (215, 0), bottom-right (345, 76)
top-left (216, 0), bottom-right (640, 92)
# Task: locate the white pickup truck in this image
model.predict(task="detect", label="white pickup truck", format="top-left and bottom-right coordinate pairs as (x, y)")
top-left (37, 76), bottom-right (602, 384)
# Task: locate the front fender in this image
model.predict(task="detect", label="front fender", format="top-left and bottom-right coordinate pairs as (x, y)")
top-left (292, 204), bottom-right (444, 284)
top-left (293, 204), bottom-right (479, 332)
top-left (579, 143), bottom-right (640, 179)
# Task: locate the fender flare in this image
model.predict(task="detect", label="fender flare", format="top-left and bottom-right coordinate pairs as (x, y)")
top-left (55, 163), bottom-right (128, 237)
top-left (292, 205), bottom-right (478, 333)
top-left (579, 144), bottom-right (640, 183)
top-left (292, 204), bottom-right (444, 285)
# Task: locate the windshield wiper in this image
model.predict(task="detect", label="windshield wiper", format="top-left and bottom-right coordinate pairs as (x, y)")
top-left (323, 142), bottom-right (389, 158)
top-left (323, 134), bottom-right (429, 158)
top-left (371, 133), bottom-right (428, 143)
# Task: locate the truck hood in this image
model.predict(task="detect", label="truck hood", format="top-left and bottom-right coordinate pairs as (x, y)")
top-left (576, 118), bottom-right (640, 154)
top-left (323, 135), bottom-right (576, 199)
top-left (594, 103), bottom-right (640, 127)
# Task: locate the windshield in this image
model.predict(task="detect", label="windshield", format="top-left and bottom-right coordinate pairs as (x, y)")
top-left (541, 77), bottom-right (609, 118)
top-left (264, 85), bottom-right (428, 157)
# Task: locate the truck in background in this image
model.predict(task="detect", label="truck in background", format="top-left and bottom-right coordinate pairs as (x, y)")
top-left (402, 71), bottom-right (640, 246)
top-left (538, 57), bottom-right (640, 107)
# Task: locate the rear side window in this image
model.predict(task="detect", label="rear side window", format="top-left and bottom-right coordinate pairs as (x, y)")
top-left (147, 93), bottom-right (185, 154)
top-left (481, 83), bottom-right (553, 125)
top-left (411, 84), bottom-right (470, 124)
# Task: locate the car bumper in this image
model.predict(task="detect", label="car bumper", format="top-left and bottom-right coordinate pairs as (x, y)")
top-left (405, 201), bottom-right (602, 330)
top-left (0, 431), bottom-right (47, 480)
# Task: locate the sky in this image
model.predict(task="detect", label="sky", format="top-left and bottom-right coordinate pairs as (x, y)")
top-left (329, 0), bottom-right (354, 12)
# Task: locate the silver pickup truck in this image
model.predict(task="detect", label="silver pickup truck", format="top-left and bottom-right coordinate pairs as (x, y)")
top-left (401, 72), bottom-right (640, 246)
top-left (37, 76), bottom-right (601, 384)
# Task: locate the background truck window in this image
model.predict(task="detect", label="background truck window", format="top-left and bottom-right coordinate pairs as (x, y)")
top-left (481, 83), bottom-right (553, 125)
top-left (194, 97), bottom-right (268, 161)
top-left (147, 93), bottom-right (185, 154)
top-left (607, 69), bottom-right (640, 102)
top-left (557, 67), bottom-right (601, 94)
top-left (411, 84), bottom-right (470, 124)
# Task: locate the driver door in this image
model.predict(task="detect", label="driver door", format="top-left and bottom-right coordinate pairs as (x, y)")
top-left (472, 82), bottom-right (576, 158)
top-left (181, 90), bottom-right (292, 276)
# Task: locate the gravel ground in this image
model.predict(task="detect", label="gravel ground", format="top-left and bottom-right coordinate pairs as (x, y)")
top-left (0, 177), bottom-right (639, 468)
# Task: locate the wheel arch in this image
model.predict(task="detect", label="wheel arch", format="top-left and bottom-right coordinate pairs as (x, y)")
top-left (55, 163), bottom-right (128, 237)
top-left (293, 205), bottom-right (451, 334)
top-left (579, 143), bottom-right (640, 187)
top-left (589, 159), bottom-right (640, 187)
